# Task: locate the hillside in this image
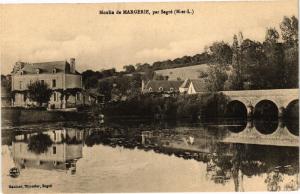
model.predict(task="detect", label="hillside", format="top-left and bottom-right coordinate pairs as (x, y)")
top-left (154, 64), bottom-right (209, 80)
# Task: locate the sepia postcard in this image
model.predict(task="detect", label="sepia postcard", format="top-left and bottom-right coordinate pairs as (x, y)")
top-left (0, 0), bottom-right (299, 193)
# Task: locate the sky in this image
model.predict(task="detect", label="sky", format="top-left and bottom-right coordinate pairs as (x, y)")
top-left (0, 0), bottom-right (298, 74)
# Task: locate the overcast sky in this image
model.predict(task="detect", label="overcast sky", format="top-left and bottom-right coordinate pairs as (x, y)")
top-left (0, 0), bottom-right (298, 74)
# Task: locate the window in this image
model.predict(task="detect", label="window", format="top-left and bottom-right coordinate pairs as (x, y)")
top-left (159, 87), bottom-right (164, 91)
top-left (53, 92), bottom-right (57, 101)
top-left (20, 71), bottom-right (24, 75)
top-left (19, 81), bottom-right (22, 89)
top-left (52, 79), bottom-right (56, 88)
top-left (40, 80), bottom-right (44, 85)
top-left (53, 146), bottom-right (56, 154)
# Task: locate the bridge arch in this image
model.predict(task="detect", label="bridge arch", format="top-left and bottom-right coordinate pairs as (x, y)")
top-left (285, 99), bottom-right (299, 119)
top-left (286, 120), bottom-right (299, 136)
top-left (225, 100), bottom-right (247, 118)
top-left (254, 120), bottom-right (279, 135)
top-left (254, 100), bottom-right (279, 119)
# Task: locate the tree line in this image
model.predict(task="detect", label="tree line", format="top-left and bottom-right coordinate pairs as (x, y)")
top-left (204, 16), bottom-right (298, 91)
top-left (82, 51), bottom-right (210, 89)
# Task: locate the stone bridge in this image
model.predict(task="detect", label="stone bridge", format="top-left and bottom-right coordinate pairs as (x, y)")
top-left (222, 121), bottom-right (298, 147)
top-left (221, 89), bottom-right (299, 118)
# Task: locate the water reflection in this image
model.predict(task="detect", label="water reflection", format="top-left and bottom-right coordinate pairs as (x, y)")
top-left (3, 119), bottom-right (299, 192)
top-left (11, 129), bottom-right (84, 175)
top-left (138, 126), bottom-right (299, 191)
top-left (221, 119), bottom-right (298, 147)
top-left (254, 119), bottom-right (279, 134)
top-left (286, 119), bottom-right (299, 136)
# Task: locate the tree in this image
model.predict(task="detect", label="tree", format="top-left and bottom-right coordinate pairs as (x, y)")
top-left (98, 79), bottom-right (113, 101)
top-left (136, 63), bottom-right (150, 72)
top-left (283, 46), bottom-right (298, 88)
top-left (265, 171), bottom-right (283, 191)
top-left (265, 28), bottom-right (280, 44)
top-left (280, 16), bottom-right (298, 46)
top-left (227, 34), bottom-right (244, 90)
top-left (123, 65), bottom-right (136, 73)
top-left (128, 73), bottom-right (142, 98)
top-left (82, 70), bottom-right (104, 89)
top-left (205, 41), bottom-right (232, 91)
top-left (263, 28), bottom-right (285, 89)
top-left (142, 68), bottom-right (155, 81)
top-left (239, 39), bottom-right (266, 89)
top-left (27, 81), bottom-right (52, 106)
top-left (28, 133), bottom-right (53, 154)
top-left (205, 64), bottom-right (228, 91)
top-left (280, 16), bottom-right (298, 88)
top-left (102, 68), bottom-right (116, 77)
top-left (209, 41), bottom-right (232, 65)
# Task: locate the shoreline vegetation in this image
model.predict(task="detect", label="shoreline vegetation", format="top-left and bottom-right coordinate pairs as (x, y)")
top-left (1, 108), bottom-right (89, 126)
top-left (102, 92), bottom-right (229, 120)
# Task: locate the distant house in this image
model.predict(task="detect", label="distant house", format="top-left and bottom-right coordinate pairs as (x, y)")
top-left (142, 80), bottom-right (183, 97)
top-left (179, 79), bottom-right (191, 94)
top-left (11, 58), bottom-right (87, 109)
top-left (179, 79), bottom-right (207, 95)
top-left (186, 79), bottom-right (207, 94)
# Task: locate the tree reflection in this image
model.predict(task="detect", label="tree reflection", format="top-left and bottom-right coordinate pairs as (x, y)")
top-left (205, 143), bottom-right (299, 191)
top-left (82, 122), bottom-right (299, 192)
top-left (27, 133), bottom-right (53, 154)
top-left (265, 171), bottom-right (283, 191)
top-left (284, 178), bottom-right (298, 191)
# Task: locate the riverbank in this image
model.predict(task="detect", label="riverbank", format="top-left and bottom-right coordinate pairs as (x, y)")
top-left (1, 108), bottom-right (90, 126)
top-left (102, 93), bottom-right (229, 120)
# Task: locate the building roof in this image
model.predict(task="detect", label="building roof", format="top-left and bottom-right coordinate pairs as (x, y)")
top-left (190, 79), bottom-right (207, 92)
top-left (12, 61), bottom-right (80, 75)
top-left (144, 80), bottom-right (183, 92)
top-left (179, 79), bottom-right (191, 88)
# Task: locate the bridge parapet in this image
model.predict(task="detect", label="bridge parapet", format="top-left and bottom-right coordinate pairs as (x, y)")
top-left (221, 88), bottom-right (299, 98)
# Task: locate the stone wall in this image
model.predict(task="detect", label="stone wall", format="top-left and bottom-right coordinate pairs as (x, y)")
top-left (1, 108), bottom-right (89, 126)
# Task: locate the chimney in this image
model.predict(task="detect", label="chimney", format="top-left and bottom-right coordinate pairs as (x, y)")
top-left (70, 58), bottom-right (75, 73)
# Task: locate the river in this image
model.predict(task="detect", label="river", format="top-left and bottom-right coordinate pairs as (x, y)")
top-left (1, 118), bottom-right (299, 192)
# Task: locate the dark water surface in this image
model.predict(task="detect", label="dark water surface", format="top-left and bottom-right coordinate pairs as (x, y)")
top-left (2, 119), bottom-right (299, 192)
